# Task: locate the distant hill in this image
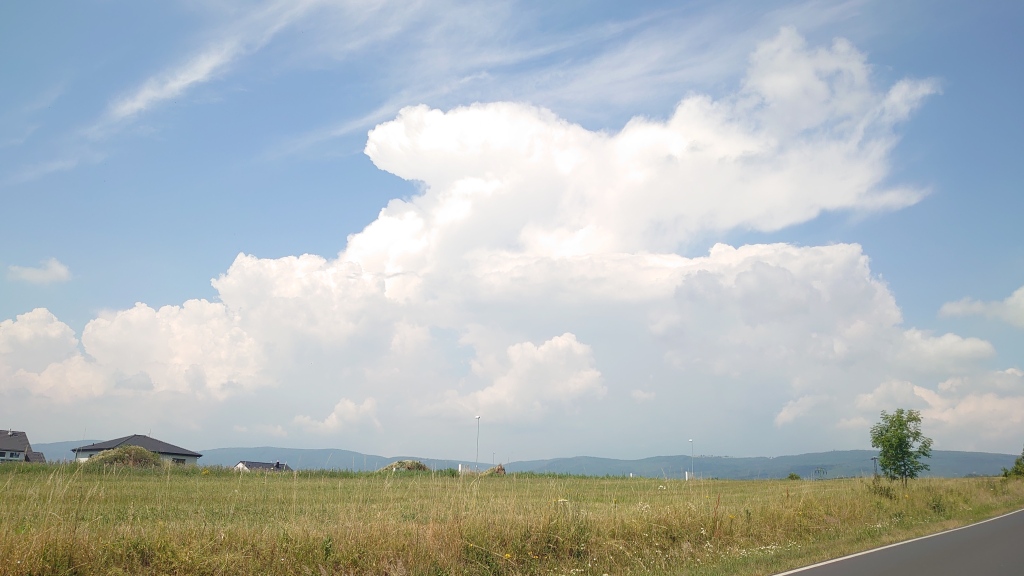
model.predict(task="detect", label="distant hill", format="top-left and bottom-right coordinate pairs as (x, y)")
top-left (198, 446), bottom-right (487, 472)
top-left (505, 450), bottom-right (1017, 479)
top-left (32, 440), bottom-right (101, 462)
top-left (32, 442), bottom-right (1016, 479)
top-left (193, 447), bottom-right (1018, 478)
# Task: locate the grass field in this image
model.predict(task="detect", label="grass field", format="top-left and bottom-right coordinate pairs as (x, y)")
top-left (2, 463), bottom-right (1023, 576)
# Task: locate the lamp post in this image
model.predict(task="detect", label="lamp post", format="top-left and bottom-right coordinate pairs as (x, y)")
top-left (689, 439), bottom-right (694, 480)
top-left (475, 416), bottom-right (481, 471)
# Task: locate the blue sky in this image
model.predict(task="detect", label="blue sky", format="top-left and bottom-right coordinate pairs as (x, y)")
top-left (2, 1), bottom-right (1022, 461)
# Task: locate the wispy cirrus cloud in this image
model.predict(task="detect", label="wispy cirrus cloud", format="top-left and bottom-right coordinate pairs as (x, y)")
top-left (277, 0), bottom-right (873, 157)
top-left (17, 0), bottom-right (871, 179)
top-left (106, 42), bottom-right (241, 123)
top-left (93, 0), bottom-right (322, 134)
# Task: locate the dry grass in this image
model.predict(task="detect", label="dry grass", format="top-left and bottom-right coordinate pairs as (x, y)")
top-left (2, 463), bottom-right (1023, 575)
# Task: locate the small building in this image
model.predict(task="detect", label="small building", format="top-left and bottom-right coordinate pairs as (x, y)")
top-left (235, 460), bottom-right (292, 472)
top-left (73, 434), bottom-right (202, 465)
top-left (0, 430), bottom-right (46, 463)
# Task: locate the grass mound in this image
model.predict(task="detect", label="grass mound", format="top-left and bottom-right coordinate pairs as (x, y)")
top-left (83, 446), bottom-right (163, 469)
top-left (378, 459), bottom-right (430, 472)
top-left (482, 463), bottom-right (507, 476)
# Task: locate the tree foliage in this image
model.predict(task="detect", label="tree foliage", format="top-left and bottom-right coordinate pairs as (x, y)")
top-left (1003, 445), bottom-right (1024, 478)
top-left (869, 408), bottom-right (932, 486)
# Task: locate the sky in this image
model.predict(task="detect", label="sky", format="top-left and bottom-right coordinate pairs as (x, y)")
top-left (2, 1), bottom-right (1023, 461)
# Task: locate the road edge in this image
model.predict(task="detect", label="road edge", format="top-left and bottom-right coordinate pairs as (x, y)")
top-left (773, 507), bottom-right (1024, 575)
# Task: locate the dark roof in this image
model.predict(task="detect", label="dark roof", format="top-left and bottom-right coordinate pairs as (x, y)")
top-left (0, 430), bottom-right (32, 453)
top-left (73, 435), bottom-right (202, 458)
top-left (25, 450), bottom-right (46, 463)
top-left (237, 460), bottom-right (292, 471)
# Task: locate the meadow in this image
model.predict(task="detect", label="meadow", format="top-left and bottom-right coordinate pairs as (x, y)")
top-left (2, 463), bottom-right (1023, 576)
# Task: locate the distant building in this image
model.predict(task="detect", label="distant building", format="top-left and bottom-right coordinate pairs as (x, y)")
top-left (0, 430), bottom-right (46, 463)
top-left (72, 435), bottom-right (202, 465)
top-left (235, 460), bottom-right (292, 472)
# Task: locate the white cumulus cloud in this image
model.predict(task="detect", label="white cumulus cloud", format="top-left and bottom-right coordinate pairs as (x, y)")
top-left (295, 397), bottom-right (380, 433)
top-left (82, 301), bottom-right (266, 399)
top-left (775, 395), bottom-right (826, 427)
top-left (435, 333), bottom-right (606, 421)
top-left (0, 309), bottom-right (78, 372)
top-left (364, 39), bottom-right (935, 259)
top-left (854, 372), bottom-right (1024, 449)
top-left (4, 29), bottom-right (1016, 455)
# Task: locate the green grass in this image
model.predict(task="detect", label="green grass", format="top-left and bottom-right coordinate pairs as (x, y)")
top-left (2, 463), bottom-right (1023, 575)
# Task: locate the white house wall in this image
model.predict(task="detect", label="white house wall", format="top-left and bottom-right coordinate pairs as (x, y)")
top-left (75, 450), bottom-right (198, 465)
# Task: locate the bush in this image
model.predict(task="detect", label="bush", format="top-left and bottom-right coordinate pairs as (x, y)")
top-left (787, 472), bottom-right (801, 480)
top-left (1002, 445), bottom-right (1024, 478)
top-left (868, 477), bottom-right (896, 500)
top-left (82, 446), bottom-right (163, 469)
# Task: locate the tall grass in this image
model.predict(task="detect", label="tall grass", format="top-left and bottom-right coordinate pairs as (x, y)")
top-left (2, 463), bottom-right (1022, 575)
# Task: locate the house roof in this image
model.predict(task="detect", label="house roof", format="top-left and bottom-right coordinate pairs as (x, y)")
top-left (237, 460), bottom-right (293, 471)
top-left (25, 450), bottom-right (46, 463)
top-left (73, 435), bottom-right (202, 458)
top-left (0, 430), bottom-right (32, 453)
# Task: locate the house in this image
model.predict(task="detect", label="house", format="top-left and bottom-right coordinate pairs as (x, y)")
top-left (235, 460), bottom-right (293, 472)
top-left (0, 430), bottom-right (46, 463)
top-left (72, 434), bottom-right (202, 465)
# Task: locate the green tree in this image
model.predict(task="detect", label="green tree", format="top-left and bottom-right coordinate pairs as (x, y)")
top-left (870, 408), bottom-right (933, 486)
top-left (1003, 445), bottom-right (1024, 478)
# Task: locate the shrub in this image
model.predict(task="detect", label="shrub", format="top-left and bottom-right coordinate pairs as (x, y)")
top-left (868, 477), bottom-right (896, 500)
top-left (83, 446), bottom-right (163, 469)
top-left (787, 472), bottom-right (801, 480)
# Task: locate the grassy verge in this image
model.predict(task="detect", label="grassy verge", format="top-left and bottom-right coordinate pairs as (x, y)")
top-left (2, 463), bottom-right (1022, 575)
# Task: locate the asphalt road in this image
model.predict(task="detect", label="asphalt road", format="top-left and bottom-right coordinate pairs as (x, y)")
top-left (776, 509), bottom-right (1024, 575)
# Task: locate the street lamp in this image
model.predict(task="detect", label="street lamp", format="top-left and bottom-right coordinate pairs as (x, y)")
top-left (689, 439), bottom-right (694, 480)
top-left (475, 416), bottom-right (481, 471)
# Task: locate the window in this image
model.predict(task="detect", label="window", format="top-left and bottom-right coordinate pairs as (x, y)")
top-left (0, 452), bottom-right (6, 458)
top-left (172, 458), bottom-right (186, 465)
